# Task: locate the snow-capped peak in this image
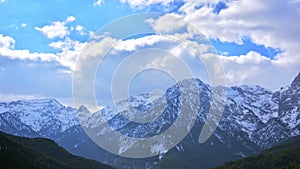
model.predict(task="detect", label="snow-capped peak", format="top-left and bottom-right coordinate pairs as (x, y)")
top-left (0, 98), bottom-right (78, 135)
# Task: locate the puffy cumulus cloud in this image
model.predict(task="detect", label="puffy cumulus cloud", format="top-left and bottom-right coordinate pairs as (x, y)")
top-left (0, 34), bottom-right (85, 71)
top-left (0, 48), bottom-right (57, 61)
top-left (132, 0), bottom-right (299, 89)
top-left (72, 36), bottom-right (120, 93)
top-left (66, 16), bottom-right (76, 23)
top-left (49, 37), bottom-right (82, 51)
top-left (73, 36), bottom-right (120, 108)
top-left (147, 13), bottom-right (186, 33)
top-left (114, 34), bottom-right (170, 52)
top-left (180, 0), bottom-right (300, 58)
top-left (112, 33), bottom-right (211, 61)
top-left (110, 31), bottom-right (298, 90)
top-left (93, 0), bottom-right (104, 6)
top-left (0, 32), bottom-right (117, 73)
top-left (35, 22), bottom-right (68, 39)
top-left (114, 13), bottom-right (211, 56)
top-left (49, 37), bottom-right (87, 70)
top-left (120, 0), bottom-right (174, 9)
top-left (200, 51), bottom-right (299, 90)
top-left (21, 23), bottom-right (27, 28)
top-left (0, 34), bottom-right (57, 61)
top-left (178, 0), bottom-right (225, 14)
top-left (103, 34), bottom-right (214, 85)
top-left (0, 34), bottom-right (15, 49)
top-left (75, 25), bottom-right (85, 35)
top-left (35, 16), bottom-right (76, 39)
top-left (79, 36), bottom-right (118, 61)
top-left (227, 51), bottom-right (271, 65)
top-left (2, 31), bottom-right (297, 91)
top-left (4, 0), bottom-right (300, 92)
top-left (143, 0), bottom-right (299, 60)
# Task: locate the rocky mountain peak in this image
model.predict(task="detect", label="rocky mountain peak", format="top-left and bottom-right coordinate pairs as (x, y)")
top-left (291, 72), bottom-right (300, 89)
top-left (78, 105), bottom-right (90, 113)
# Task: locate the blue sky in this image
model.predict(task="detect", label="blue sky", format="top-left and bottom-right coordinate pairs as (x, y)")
top-left (0, 0), bottom-right (133, 52)
top-left (0, 0), bottom-right (299, 106)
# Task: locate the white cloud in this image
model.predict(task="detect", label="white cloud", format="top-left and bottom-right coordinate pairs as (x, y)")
top-left (120, 0), bottom-right (174, 9)
top-left (133, 0), bottom-right (300, 90)
top-left (0, 94), bottom-right (42, 102)
top-left (0, 47), bottom-right (57, 62)
top-left (4, 0), bottom-right (300, 92)
top-left (0, 34), bottom-right (15, 49)
top-left (93, 0), bottom-right (104, 6)
top-left (180, 0), bottom-right (300, 58)
top-left (3, 27), bottom-right (299, 91)
top-left (147, 13), bottom-right (186, 33)
top-left (66, 16), bottom-right (76, 23)
top-left (35, 16), bottom-right (76, 39)
top-left (227, 51), bottom-right (271, 65)
top-left (75, 25), bottom-right (85, 35)
top-left (114, 34), bottom-right (169, 51)
top-left (0, 0), bottom-right (4, 3)
top-left (199, 51), bottom-right (299, 90)
top-left (35, 21), bottom-right (68, 39)
top-left (0, 34), bottom-right (80, 70)
top-left (110, 27), bottom-right (298, 90)
top-left (0, 34), bottom-right (57, 61)
top-left (21, 23), bottom-right (27, 28)
top-left (75, 25), bottom-right (84, 32)
top-left (73, 36), bottom-right (120, 108)
top-left (0, 33), bottom-right (115, 72)
top-left (50, 37), bottom-right (87, 70)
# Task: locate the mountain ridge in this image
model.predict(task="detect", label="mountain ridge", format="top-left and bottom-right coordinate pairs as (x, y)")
top-left (214, 135), bottom-right (300, 169)
top-left (0, 131), bottom-right (113, 169)
top-left (0, 73), bottom-right (299, 168)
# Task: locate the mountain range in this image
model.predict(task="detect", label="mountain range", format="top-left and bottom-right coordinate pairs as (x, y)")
top-left (0, 72), bottom-right (299, 169)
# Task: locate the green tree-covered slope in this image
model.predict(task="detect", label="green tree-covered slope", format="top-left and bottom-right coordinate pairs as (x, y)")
top-left (215, 136), bottom-right (300, 169)
top-left (0, 131), bottom-right (114, 169)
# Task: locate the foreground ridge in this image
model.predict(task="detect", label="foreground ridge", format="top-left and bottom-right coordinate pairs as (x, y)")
top-left (0, 131), bottom-right (113, 169)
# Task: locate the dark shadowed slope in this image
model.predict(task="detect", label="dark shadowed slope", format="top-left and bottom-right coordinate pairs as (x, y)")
top-left (0, 131), bottom-right (114, 169)
top-left (214, 136), bottom-right (300, 169)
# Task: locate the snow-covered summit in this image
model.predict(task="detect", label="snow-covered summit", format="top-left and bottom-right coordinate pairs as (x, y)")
top-left (0, 98), bottom-right (78, 138)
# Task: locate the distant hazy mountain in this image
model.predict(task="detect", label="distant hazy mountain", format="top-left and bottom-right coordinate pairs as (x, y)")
top-left (214, 136), bottom-right (300, 169)
top-left (0, 73), bottom-right (299, 169)
top-left (0, 131), bottom-right (113, 169)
